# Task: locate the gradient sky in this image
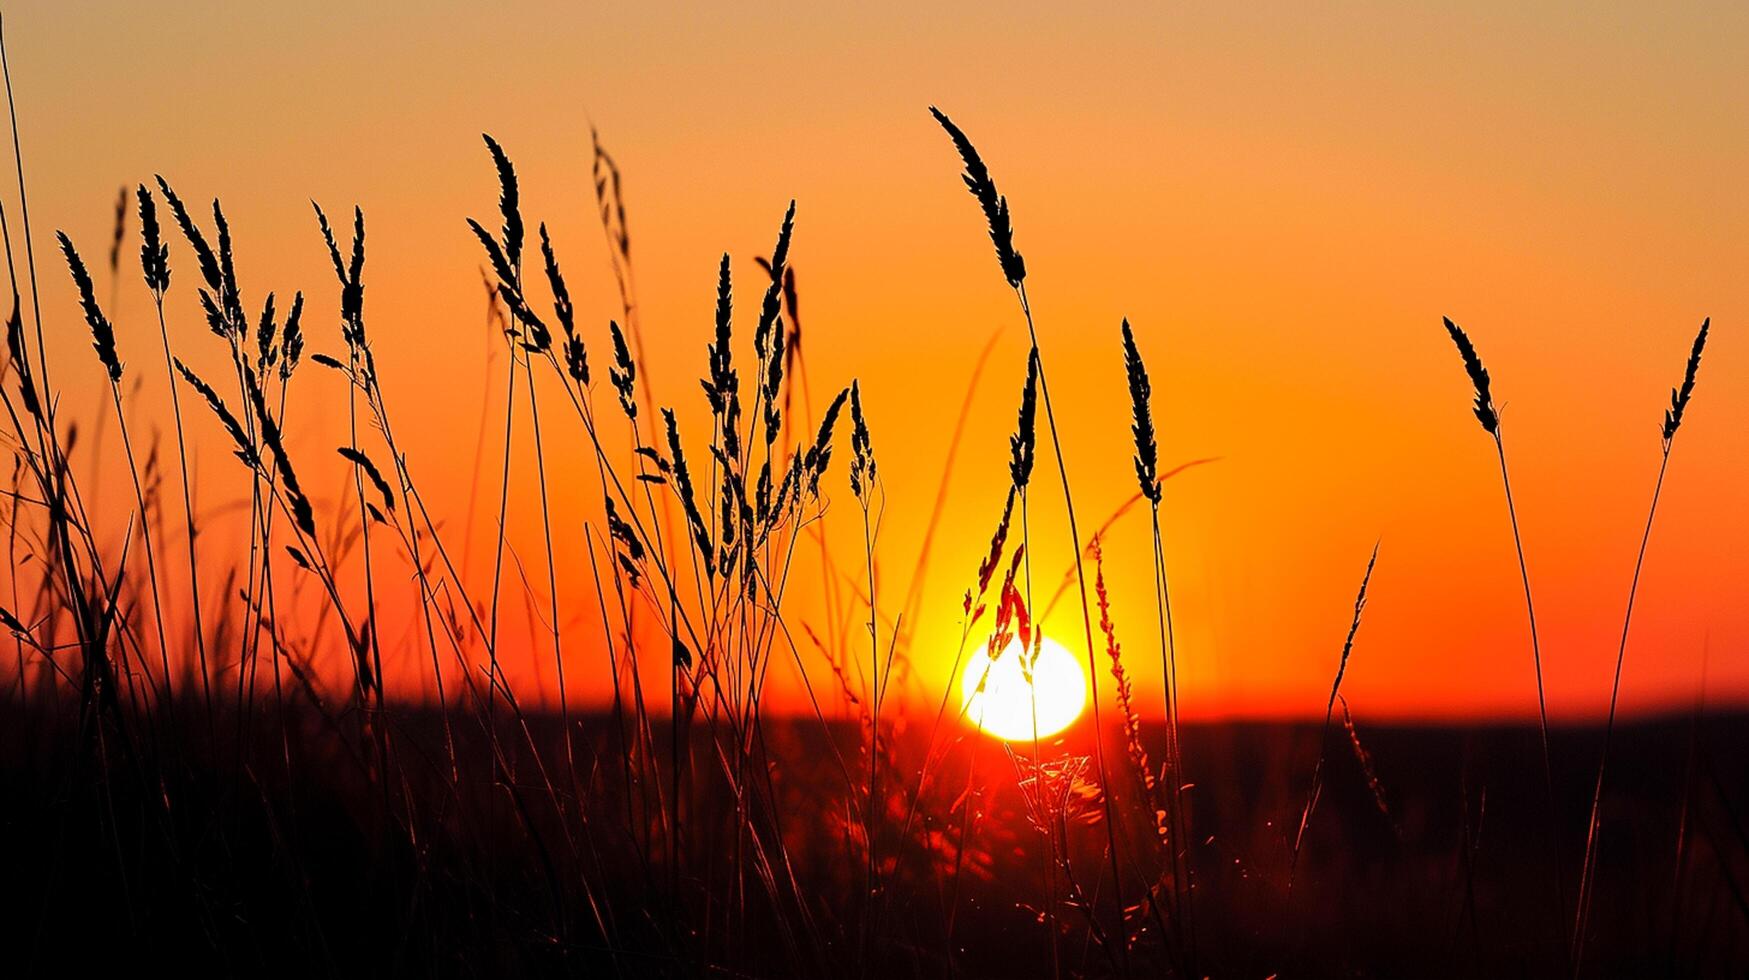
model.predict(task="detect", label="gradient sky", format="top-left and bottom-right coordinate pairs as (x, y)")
top-left (9, 1), bottom-right (1749, 720)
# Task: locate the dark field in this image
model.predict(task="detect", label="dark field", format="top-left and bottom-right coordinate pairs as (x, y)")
top-left (5, 701), bottom-right (1745, 978)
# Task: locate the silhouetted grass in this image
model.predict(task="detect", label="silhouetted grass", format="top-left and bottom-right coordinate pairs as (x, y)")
top-left (0, 32), bottom-right (1739, 976)
top-left (1572, 316), bottom-right (1712, 972)
top-left (1442, 314), bottom-right (1568, 967)
top-left (931, 106), bottom-right (1132, 965)
top-left (1291, 542), bottom-right (1380, 881)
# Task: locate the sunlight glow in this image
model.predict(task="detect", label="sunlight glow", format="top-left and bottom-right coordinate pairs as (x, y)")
top-left (959, 635), bottom-right (1087, 741)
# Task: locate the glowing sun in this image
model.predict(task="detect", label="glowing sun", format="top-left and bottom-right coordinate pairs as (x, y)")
top-left (960, 635), bottom-right (1088, 741)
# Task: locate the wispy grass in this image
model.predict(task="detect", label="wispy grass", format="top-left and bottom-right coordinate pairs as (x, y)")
top-left (1442, 314), bottom-right (1567, 965)
top-left (1290, 542), bottom-right (1379, 882)
top-left (1571, 316), bottom-right (1711, 973)
top-left (1120, 316), bottom-right (1194, 964)
top-left (930, 106), bottom-right (1130, 968)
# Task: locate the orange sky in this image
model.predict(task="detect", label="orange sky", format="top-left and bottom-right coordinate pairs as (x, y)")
top-left (10, 1), bottom-right (1749, 721)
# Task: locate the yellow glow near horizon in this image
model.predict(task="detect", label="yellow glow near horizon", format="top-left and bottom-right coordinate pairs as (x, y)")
top-left (960, 636), bottom-right (1087, 741)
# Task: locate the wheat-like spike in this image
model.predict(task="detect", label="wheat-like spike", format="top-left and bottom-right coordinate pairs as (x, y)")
top-left (346, 207), bottom-right (365, 312)
top-left (1326, 542), bottom-right (1380, 706)
top-left (280, 292), bottom-right (305, 381)
top-left (754, 256), bottom-right (803, 359)
top-left (337, 446), bottom-right (395, 512)
top-left (135, 184), bottom-right (170, 295)
top-left (849, 379), bottom-right (875, 500)
top-left (928, 106), bottom-right (1025, 287)
top-left (466, 219), bottom-right (516, 298)
top-left (198, 289), bottom-right (228, 339)
top-left (1441, 316), bottom-right (1498, 434)
top-left (255, 292), bottom-right (277, 373)
top-left (722, 377), bottom-right (743, 462)
top-left (6, 299), bottom-right (39, 420)
top-left (754, 457), bottom-right (775, 527)
top-left (481, 133), bottom-right (523, 270)
top-left (311, 200), bottom-right (362, 348)
top-left (783, 265), bottom-right (799, 347)
top-left (340, 206), bottom-right (366, 337)
top-left (563, 336), bottom-right (588, 385)
top-left (763, 311), bottom-right (785, 447)
top-left (1662, 316), bottom-right (1710, 446)
top-left (662, 407), bottom-right (713, 572)
top-left (707, 252), bottom-right (732, 413)
top-left (804, 386), bottom-right (849, 495)
top-left (754, 201), bottom-right (796, 358)
top-left (56, 232), bottom-right (121, 382)
top-left (603, 495), bottom-right (645, 562)
top-left (609, 320), bottom-right (638, 420)
top-left (313, 203), bottom-right (366, 344)
top-left (1121, 318), bottom-right (1160, 503)
top-left (538, 223), bottom-right (576, 341)
top-left (717, 463), bottom-right (740, 562)
top-left (243, 366), bottom-right (314, 536)
top-left (154, 175), bottom-right (221, 294)
top-left (974, 486), bottom-right (1018, 602)
top-left (312, 200), bottom-right (344, 282)
top-left (768, 447), bottom-right (802, 521)
top-left (174, 358), bottom-right (256, 468)
top-left (1009, 348), bottom-right (1037, 490)
top-left (212, 199), bottom-right (244, 330)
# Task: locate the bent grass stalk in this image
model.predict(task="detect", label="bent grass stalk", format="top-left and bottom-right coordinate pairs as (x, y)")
top-left (1093, 538), bottom-right (1177, 955)
top-left (1006, 347), bottom-right (1061, 979)
top-left (58, 233), bottom-right (176, 714)
top-left (1290, 542), bottom-right (1379, 883)
top-left (931, 104), bottom-right (1130, 971)
top-left (1441, 315), bottom-right (1567, 965)
top-left (140, 183), bottom-right (215, 723)
top-left (1120, 317), bottom-right (1194, 960)
top-left (1570, 317), bottom-right (1710, 974)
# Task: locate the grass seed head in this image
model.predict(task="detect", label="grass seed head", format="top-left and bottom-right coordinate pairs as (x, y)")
top-left (56, 232), bottom-right (122, 382)
top-left (1441, 316), bottom-right (1498, 435)
top-left (929, 106), bottom-right (1025, 288)
top-left (135, 184), bottom-right (170, 295)
top-left (1121, 319), bottom-right (1160, 503)
top-left (1009, 349), bottom-right (1038, 490)
top-left (155, 175), bottom-right (222, 295)
top-left (1662, 316), bottom-right (1709, 447)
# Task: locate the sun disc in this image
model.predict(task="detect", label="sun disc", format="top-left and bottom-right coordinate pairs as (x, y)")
top-left (959, 636), bottom-right (1087, 741)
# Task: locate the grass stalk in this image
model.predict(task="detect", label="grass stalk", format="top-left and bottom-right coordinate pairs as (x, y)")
top-left (1571, 318), bottom-right (1710, 974)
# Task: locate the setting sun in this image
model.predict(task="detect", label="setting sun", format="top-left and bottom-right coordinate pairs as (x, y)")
top-left (960, 636), bottom-right (1088, 742)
